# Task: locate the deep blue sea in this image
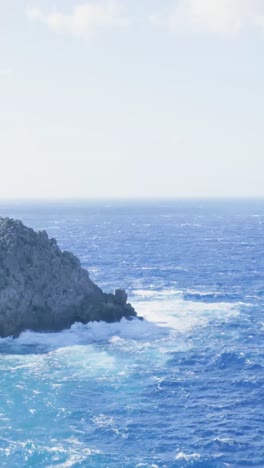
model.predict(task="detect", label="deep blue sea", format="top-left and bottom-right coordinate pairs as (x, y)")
top-left (0, 199), bottom-right (264, 468)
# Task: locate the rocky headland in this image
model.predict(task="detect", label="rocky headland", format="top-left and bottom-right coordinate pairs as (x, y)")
top-left (0, 217), bottom-right (137, 337)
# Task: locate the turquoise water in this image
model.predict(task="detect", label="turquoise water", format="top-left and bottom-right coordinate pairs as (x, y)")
top-left (0, 200), bottom-right (264, 467)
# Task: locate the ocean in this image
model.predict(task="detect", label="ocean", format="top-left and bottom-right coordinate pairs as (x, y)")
top-left (0, 199), bottom-right (263, 467)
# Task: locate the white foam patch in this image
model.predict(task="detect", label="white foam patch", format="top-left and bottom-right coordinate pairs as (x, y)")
top-left (135, 289), bottom-right (180, 298)
top-left (184, 288), bottom-right (223, 297)
top-left (45, 438), bottom-right (102, 468)
top-left (51, 345), bottom-right (117, 379)
top-left (132, 288), bottom-right (240, 333)
top-left (8, 317), bottom-right (167, 351)
top-left (0, 344), bottom-right (118, 380)
top-left (175, 451), bottom-right (200, 461)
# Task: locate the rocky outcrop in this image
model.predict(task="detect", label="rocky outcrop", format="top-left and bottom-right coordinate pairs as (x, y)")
top-left (0, 217), bottom-right (136, 337)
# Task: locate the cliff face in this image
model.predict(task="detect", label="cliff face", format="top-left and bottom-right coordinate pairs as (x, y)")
top-left (0, 217), bottom-right (136, 337)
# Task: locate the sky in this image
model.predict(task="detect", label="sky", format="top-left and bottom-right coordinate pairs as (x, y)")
top-left (1, 0), bottom-right (264, 199)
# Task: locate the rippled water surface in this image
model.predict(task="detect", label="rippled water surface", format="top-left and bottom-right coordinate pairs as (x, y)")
top-left (0, 199), bottom-right (264, 467)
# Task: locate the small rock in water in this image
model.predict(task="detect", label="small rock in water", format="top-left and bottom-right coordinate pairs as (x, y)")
top-left (0, 217), bottom-right (137, 337)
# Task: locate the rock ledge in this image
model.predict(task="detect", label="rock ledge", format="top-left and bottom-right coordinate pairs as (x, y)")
top-left (0, 217), bottom-right (136, 337)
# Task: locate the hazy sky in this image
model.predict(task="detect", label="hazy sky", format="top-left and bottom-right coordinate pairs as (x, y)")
top-left (1, 0), bottom-right (264, 199)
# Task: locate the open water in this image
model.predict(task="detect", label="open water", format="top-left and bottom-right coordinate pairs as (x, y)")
top-left (0, 199), bottom-right (263, 467)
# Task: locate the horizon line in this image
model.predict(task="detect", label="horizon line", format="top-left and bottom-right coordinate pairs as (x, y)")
top-left (1, 196), bottom-right (264, 204)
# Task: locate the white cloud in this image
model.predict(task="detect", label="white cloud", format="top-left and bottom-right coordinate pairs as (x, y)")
top-left (26, 1), bottom-right (127, 38)
top-left (152, 0), bottom-right (264, 36)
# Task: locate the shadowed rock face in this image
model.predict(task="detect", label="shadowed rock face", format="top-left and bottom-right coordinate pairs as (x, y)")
top-left (0, 217), bottom-right (137, 337)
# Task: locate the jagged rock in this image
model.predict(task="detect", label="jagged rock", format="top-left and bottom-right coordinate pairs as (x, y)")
top-left (0, 217), bottom-right (137, 337)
